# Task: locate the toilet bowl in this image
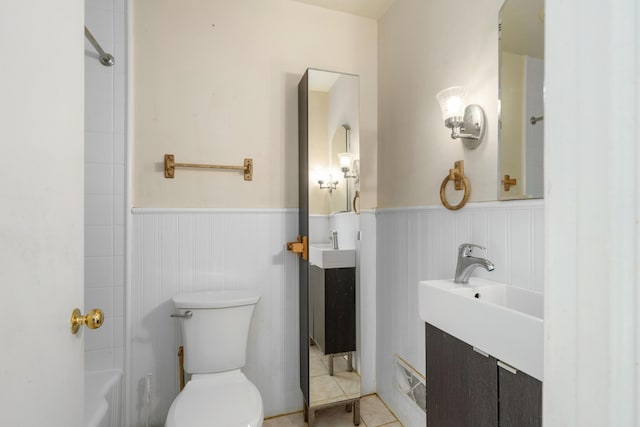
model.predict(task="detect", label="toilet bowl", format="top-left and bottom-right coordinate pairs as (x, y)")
top-left (166, 290), bottom-right (263, 427)
top-left (165, 371), bottom-right (263, 427)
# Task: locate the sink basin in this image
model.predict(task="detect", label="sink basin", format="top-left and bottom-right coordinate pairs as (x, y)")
top-left (418, 278), bottom-right (543, 380)
top-left (309, 243), bottom-right (356, 269)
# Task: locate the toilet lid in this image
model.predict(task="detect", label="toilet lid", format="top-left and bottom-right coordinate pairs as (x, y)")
top-left (166, 371), bottom-right (263, 427)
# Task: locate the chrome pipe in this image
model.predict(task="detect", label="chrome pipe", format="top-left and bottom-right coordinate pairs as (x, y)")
top-left (84, 26), bottom-right (114, 67)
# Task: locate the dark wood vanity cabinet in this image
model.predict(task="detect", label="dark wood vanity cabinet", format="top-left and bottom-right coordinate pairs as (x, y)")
top-left (426, 323), bottom-right (498, 426)
top-left (498, 364), bottom-right (542, 427)
top-left (310, 265), bottom-right (355, 355)
top-left (426, 323), bottom-right (542, 427)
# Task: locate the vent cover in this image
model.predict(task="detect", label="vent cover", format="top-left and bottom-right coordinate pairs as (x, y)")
top-left (393, 355), bottom-right (426, 413)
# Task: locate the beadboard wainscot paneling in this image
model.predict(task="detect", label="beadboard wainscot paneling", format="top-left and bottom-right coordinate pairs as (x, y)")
top-left (359, 210), bottom-right (377, 395)
top-left (309, 214), bottom-right (329, 244)
top-left (376, 200), bottom-right (544, 426)
top-left (130, 208), bottom-right (301, 425)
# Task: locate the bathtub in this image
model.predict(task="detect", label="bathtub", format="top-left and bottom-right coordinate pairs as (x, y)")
top-left (85, 369), bottom-right (123, 427)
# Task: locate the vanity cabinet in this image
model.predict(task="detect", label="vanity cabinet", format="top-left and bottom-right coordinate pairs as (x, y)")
top-left (310, 265), bottom-right (355, 355)
top-left (426, 323), bottom-right (541, 427)
top-left (426, 323), bottom-right (498, 426)
top-left (498, 363), bottom-right (542, 426)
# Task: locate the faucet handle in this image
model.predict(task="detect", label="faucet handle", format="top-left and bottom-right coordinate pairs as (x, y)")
top-left (459, 243), bottom-right (486, 256)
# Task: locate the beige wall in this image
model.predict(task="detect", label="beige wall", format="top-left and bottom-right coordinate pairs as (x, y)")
top-left (133, 0), bottom-right (377, 208)
top-left (308, 91), bottom-right (330, 214)
top-left (378, 0), bottom-right (503, 207)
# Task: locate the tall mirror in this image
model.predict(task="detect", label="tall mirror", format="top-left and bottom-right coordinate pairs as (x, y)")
top-left (499, 0), bottom-right (545, 200)
top-left (299, 69), bottom-right (361, 424)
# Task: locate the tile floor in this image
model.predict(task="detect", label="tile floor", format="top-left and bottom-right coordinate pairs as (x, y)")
top-left (263, 394), bottom-right (402, 427)
top-left (309, 344), bottom-right (360, 406)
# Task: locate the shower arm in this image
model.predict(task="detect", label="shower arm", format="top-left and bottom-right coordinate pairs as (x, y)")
top-left (84, 26), bottom-right (114, 66)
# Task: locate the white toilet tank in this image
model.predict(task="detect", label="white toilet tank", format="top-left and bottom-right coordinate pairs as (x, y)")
top-left (172, 290), bottom-right (260, 374)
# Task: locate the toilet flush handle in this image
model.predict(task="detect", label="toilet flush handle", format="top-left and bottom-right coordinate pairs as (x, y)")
top-left (170, 311), bottom-right (193, 319)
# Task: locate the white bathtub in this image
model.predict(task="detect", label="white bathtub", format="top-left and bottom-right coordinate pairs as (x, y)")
top-left (85, 369), bottom-right (123, 427)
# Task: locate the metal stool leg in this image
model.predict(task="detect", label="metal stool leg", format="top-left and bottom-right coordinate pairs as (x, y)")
top-left (353, 399), bottom-right (360, 426)
top-left (347, 352), bottom-right (353, 372)
top-left (329, 354), bottom-right (334, 376)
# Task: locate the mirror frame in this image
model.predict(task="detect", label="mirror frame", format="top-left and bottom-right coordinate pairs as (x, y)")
top-left (298, 68), bottom-right (362, 418)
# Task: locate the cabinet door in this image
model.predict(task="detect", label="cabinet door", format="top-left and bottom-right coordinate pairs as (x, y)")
top-left (324, 267), bottom-right (356, 354)
top-left (498, 364), bottom-right (542, 427)
top-left (310, 265), bottom-right (325, 349)
top-left (426, 323), bottom-right (498, 427)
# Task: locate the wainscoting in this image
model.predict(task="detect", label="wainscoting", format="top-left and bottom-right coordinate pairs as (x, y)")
top-left (130, 201), bottom-right (543, 426)
top-left (375, 200), bottom-right (544, 426)
top-left (130, 209), bottom-right (301, 425)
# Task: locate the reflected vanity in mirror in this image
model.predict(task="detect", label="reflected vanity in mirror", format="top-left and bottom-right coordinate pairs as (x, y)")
top-left (499, 0), bottom-right (545, 200)
top-left (298, 69), bottom-right (361, 425)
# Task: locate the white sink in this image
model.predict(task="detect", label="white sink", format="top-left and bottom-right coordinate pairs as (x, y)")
top-left (418, 278), bottom-right (543, 380)
top-left (309, 243), bottom-right (356, 269)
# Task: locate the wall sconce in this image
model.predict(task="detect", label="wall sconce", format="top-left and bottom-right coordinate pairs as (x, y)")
top-left (337, 152), bottom-right (359, 180)
top-left (318, 179), bottom-right (338, 192)
top-left (435, 86), bottom-right (486, 150)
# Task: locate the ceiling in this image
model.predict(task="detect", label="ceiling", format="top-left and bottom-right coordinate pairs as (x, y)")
top-left (291, 0), bottom-right (396, 20)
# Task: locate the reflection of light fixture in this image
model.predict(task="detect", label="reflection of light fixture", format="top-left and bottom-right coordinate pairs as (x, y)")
top-left (318, 179), bottom-right (338, 191)
top-left (317, 170), bottom-right (338, 192)
top-left (435, 86), bottom-right (486, 149)
top-left (337, 152), bottom-right (358, 179)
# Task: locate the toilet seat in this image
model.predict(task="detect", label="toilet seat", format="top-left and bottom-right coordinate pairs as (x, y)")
top-left (165, 370), bottom-right (263, 427)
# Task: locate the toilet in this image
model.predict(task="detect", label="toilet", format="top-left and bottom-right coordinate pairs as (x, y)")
top-left (166, 290), bottom-right (263, 427)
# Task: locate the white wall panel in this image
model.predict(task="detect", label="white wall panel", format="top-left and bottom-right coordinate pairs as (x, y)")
top-left (329, 211), bottom-right (359, 249)
top-left (509, 208), bottom-right (533, 289)
top-left (309, 214), bottom-right (330, 243)
top-left (376, 200), bottom-right (544, 426)
top-left (359, 211), bottom-right (377, 395)
top-left (487, 208), bottom-right (510, 284)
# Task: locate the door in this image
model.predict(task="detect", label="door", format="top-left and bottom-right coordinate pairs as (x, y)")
top-left (0, 1), bottom-right (85, 425)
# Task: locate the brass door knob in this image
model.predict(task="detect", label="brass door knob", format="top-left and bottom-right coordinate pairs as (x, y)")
top-left (70, 308), bottom-right (104, 335)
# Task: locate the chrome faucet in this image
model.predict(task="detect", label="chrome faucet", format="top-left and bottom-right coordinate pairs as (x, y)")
top-left (330, 230), bottom-right (339, 249)
top-left (454, 243), bottom-right (495, 284)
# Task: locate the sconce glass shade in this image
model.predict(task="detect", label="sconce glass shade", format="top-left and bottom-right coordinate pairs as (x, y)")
top-left (337, 152), bottom-right (355, 170)
top-left (435, 86), bottom-right (468, 125)
top-left (337, 152), bottom-right (359, 180)
top-left (435, 85), bottom-right (486, 149)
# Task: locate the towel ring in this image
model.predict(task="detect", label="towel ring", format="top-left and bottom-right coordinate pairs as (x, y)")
top-left (440, 161), bottom-right (471, 211)
top-left (352, 190), bottom-right (360, 215)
